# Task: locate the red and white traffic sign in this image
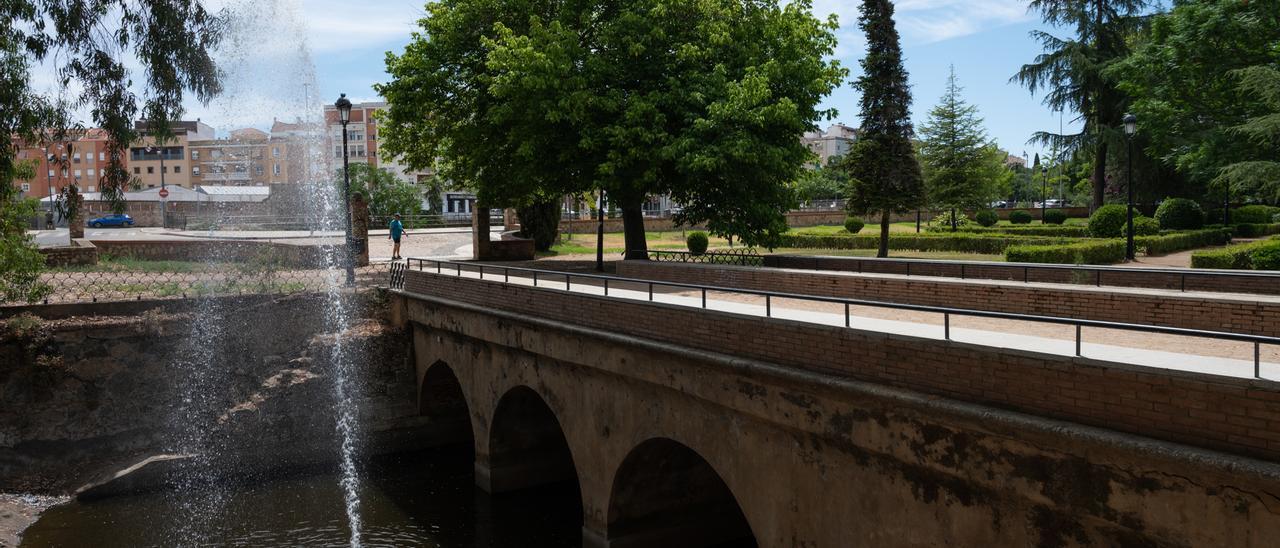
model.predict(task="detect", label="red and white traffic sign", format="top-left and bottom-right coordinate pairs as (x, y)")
top-left (158, 188), bottom-right (169, 198)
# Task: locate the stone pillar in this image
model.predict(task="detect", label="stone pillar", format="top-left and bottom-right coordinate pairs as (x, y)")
top-left (503, 208), bottom-right (519, 232)
top-left (68, 189), bottom-right (84, 240)
top-left (472, 204), bottom-right (491, 260)
top-left (351, 192), bottom-right (370, 266)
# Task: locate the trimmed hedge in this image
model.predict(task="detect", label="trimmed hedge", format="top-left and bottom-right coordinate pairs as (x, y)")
top-left (1009, 210), bottom-right (1034, 224)
top-left (843, 216), bottom-right (865, 234)
top-left (1253, 245), bottom-right (1280, 270)
top-left (1135, 228), bottom-right (1232, 256)
top-left (1154, 198), bottom-right (1204, 230)
top-left (1232, 205), bottom-right (1279, 224)
top-left (1133, 216), bottom-right (1160, 236)
top-left (1042, 209), bottom-right (1068, 225)
top-left (1192, 238), bottom-right (1280, 270)
top-left (925, 225), bottom-right (1091, 237)
top-left (775, 233), bottom-right (1077, 254)
top-left (686, 231), bottom-right (709, 255)
top-left (1005, 240), bottom-right (1127, 265)
top-left (1088, 204), bottom-right (1128, 237)
top-left (974, 209), bottom-right (999, 227)
top-left (1231, 223), bottom-right (1280, 238)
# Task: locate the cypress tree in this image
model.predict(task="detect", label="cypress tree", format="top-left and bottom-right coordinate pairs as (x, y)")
top-left (919, 66), bottom-right (991, 231)
top-left (842, 0), bottom-right (925, 258)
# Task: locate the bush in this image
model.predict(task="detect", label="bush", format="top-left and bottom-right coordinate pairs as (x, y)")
top-left (1231, 223), bottom-right (1280, 238)
top-left (1042, 209), bottom-right (1067, 225)
top-left (1154, 198), bottom-right (1204, 230)
top-left (929, 211), bottom-right (971, 229)
top-left (1005, 240), bottom-right (1127, 265)
top-left (1009, 210), bottom-right (1034, 225)
top-left (1136, 228), bottom-right (1232, 256)
top-left (1233, 205), bottom-right (1276, 224)
top-left (686, 231), bottom-right (709, 255)
top-left (775, 232), bottom-right (1077, 254)
top-left (843, 216), bottom-right (865, 234)
top-left (1251, 244), bottom-right (1280, 271)
top-left (516, 200), bottom-right (561, 251)
top-left (1088, 204), bottom-right (1128, 237)
top-left (1191, 239), bottom-right (1280, 269)
top-left (1133, 216), bottom-right (1160, 236)
top-left (925, 225), bottom-right (1090, 237)
top-left (974, 210), bottom-right (999, 227)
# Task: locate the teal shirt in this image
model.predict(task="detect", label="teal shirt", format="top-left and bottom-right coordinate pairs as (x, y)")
top-left (389, 219), bottom-right (404, 239)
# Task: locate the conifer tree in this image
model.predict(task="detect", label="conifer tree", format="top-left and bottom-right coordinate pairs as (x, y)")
top-left (841, 0), bottom-right (925, 257)
top-left (919, 67), bottom-right (992, 230)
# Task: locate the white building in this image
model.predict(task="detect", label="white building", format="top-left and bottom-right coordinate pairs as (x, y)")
top-left (800, 123), bottom-right (858, 168)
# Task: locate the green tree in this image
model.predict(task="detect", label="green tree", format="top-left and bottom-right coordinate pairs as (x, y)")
top-left (1217, 64), bottom-right (1280, 202)
top-left (841, 0), bottom-right (925, 257)
top-left (0, 160), bottom-right (50, 303)
top-left (2, 1), bottom-right (223, 211)
top-left (1112, 0), bottom-right (1280, 202)
top-left (343, 164), bottom-right (424, 220)
top-left (794, 158), bottom-right (848, 204)
top-left (377, 0), bottom-right (845, 258)
top-left (1013, 0), bottom-right (1150, 210)
top-left (918, 67), bottom-right (993, 230)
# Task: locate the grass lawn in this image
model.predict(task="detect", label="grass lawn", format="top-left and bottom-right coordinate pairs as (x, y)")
top-left (545, 230), bottom-right (732, 257)
top-left (53, 255), bottom-right (217, 273)
top-left (767, 248), bottom-right (1005, 262)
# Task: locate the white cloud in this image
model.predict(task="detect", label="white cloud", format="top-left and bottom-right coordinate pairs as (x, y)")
top-left (812, 0), bottom-right (1032, 46)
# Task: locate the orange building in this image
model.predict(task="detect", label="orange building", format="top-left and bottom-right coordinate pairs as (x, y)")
top-left (11, 128), bottom-right (123, 201)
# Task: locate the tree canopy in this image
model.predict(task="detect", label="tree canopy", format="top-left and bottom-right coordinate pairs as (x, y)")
top-left (918, 67), bottom-right (996, 227)
top-left (342, 164), bottom-right (424, 220)
top-left (377, 0), bottom-right (845, 256)
top-left (841, 0), bottom-right (924, 257)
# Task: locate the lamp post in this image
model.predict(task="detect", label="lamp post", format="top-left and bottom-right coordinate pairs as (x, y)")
top-left (1040, 165), bottom-right (1048, 223)
top-left (146, 145), bottom-right (168, 226)
top-left (1123, 113), bottom-right (1137, 260)
top-left (596, 189), bottom-right (605, 272)
top-left (336, 93), bottom-right (355, 286)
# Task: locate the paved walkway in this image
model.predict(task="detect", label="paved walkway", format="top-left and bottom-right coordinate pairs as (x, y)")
top-left (424, 265), bottom-right (1279, 383)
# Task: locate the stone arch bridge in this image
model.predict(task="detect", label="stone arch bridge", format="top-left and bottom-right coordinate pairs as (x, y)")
top-left (390, 264), bottom-right (1280, 547)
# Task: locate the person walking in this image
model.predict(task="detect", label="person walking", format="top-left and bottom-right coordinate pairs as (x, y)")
top-left (389, 213), bottom-right (406, 260)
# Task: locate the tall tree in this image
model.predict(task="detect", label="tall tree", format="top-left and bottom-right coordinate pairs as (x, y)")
top-left (1112, 0), bottom-right (1280, 202)
top-left (1217, 64), bottom-right (1280, 203)
top-left (841, 0), bottom-right (924, 257)
top-left (1012, 0), bottom-right (1149, 210)
top-left (378, 0), bottom-right (845, 258)
top-left (918, 67), bottom-right (992, 230)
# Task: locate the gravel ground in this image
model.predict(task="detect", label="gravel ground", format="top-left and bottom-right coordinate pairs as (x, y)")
top-left (0, 494), bottom-right (66, 547)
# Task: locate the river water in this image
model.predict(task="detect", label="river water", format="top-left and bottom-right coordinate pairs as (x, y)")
top-left (19, 446), bottom-right (582, 547)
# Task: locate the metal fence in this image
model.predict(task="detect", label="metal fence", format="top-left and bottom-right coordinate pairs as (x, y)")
top-left (645, 250), bottom-right (766, 267)
top-left (7, 264), bottom-right (386, 306)
top-left (395, 258), bottom-right (1279, 377)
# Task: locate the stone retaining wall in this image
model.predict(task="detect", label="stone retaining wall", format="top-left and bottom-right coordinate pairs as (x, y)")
top-left (90, 239), bottom-right (340, 268)
top-left (401, 268), bottom-right (1280, 462)
top-left (37, 239), bottom-right (98, 267)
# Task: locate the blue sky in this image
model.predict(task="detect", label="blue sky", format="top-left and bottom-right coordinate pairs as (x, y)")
top-left (299, 0), bottom-right (1078, 161)
top-left (35, 0), bottom-right (1080, 161)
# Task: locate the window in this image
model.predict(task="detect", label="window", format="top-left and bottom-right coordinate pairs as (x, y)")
top-left (87, 186), bottom-right (95, 192)
top-left (273, 163), bottom-right (280, 176)
top-left (72, 153), bottom-right (81, 163)
top-left (98, 152), bottom-right (105, 161)
top-left (210, 150), bottom-right (222, 160)
top-left (272, 147), bottom-right (280, 157)
top-left (60, 169), bottom-right (66, 177)
top-left (48, 170), bottom-right (55, 178)
top-left (87, 169), bottom-right (95, 176)
top-left (255, 165), bottom-right (264, 175)
top-left (174, 165), bottom-right (181, 173)
top-left (74, 170), bottom-right (82, 178)
top-left (192, 167), bottom-right (201, 176)
top-left (20, 183), bottom-right (30, 192)
top-left (191, 150), bottom-right (199, 160)
top-left (134, 167), bottom-right (141, 175)
top-left (147, 166), bottom-right (154, 174)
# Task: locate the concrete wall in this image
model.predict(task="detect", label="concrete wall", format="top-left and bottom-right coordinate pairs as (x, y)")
top-left (765, 254), bottom-right (1280, 295)
top-left (400, 269), bottom-right (1280, 463)
top-left (395, 288), bottom-right (1280, 547)
top-left (616, 261), bottom-right (1280, 337)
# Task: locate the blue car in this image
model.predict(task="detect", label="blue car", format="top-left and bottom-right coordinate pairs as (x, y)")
top-left (88, 214), bottom-right (134, 228)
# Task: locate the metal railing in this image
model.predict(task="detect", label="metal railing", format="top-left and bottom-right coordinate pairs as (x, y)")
top-left (646, 250), bottom-right (766, 266)
top-left (769, 255), bottom-right (1280, 293)
top-left (393, 258), bottom-right (1278, 378)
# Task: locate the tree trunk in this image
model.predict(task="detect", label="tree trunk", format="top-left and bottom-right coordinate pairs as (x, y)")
top-left (621, 201), bottom-right (648, 260)
top-left (950, 208), bottom-right (957, 232)
top-left (877, 210), bottom-right (890, 258)
top-left (1092, 135), bottom-right (1108, 211)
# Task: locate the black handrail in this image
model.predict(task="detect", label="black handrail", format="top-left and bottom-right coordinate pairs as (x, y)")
top-left (398, 257), bottom-right (1277, 377)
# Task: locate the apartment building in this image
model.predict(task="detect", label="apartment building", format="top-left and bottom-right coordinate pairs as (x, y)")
top-left (10, 128), bottom-right (122, 200)
top-left (800, 123), bottom-right (858, 168)
top-left (188, 128), bottom-right (292, 187)
top-left (270, 117), bottom-right (319, 184)
top-left (128, 120), bottom-right (216, 189)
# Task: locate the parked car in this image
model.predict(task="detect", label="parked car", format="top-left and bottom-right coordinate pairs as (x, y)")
top-left (87, 214), bottom-right (134, 228)
top-left (1044, 199), bottom-right (1066, 208)
top-left (991, 200), bottom-right (1013, 209)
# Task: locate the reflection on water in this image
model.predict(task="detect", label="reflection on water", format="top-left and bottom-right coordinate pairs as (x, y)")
top-left (21, 446), bottom-right (582, 547)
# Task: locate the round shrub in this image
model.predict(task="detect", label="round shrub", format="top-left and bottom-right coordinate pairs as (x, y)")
top-left (1009, 210), bottom-right (1034, 225)
top-left (1088, 204), bottom-right (1129, 237)
top-left (1233, 205), bottom-right (1274, 224)
top-left (843, 216), bottom-right (865, 234)
top-left (1042, 209), bottom-right (1067, 225)
top-left (974, 210), bottom-right (999, 227)
top-left (686, 231), bottom-right (709, 255)
top-left (1133, 216), bottom-right (1160, 236)
top-left (1154, 198), bottom-right (1204, 230)
top-left (1251, 244), bottom-right (1280, 271)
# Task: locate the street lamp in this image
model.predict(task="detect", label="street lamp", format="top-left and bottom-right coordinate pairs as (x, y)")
top-left (336, 93), bottom-right (356, 286)
top-left (1040, 165), bottom-right (1048, 223)
top-left (146, 144), bottom-right (168, 226)
top-left (1123, 113), bottom-right (1137, 260)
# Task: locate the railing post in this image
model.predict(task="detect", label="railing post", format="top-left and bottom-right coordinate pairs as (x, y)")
top-left (457, 263), bottom-right (462, 277)
top-left (766, 295), bottom-right (772, 317)
top-left (845, 303), bottom-right (850, 327)
top-left (1096, 270), bottom-right (1101, 287)
top-left (604, 278), bottom-right (609, 296)
top-left (478, 264), bottom-right (484, 280)
top-left (1181, 274), bottom-right (1186, 292)
top-left (437, 261), bottom-right (441, 274)
top-left (906, 262), bottom-right (911, 276)
top-left (566, 274), bottom-right (571, 291)
top-left (505, 268), bottom-right (509, 283)
top-left (960, 264), bottom-right (965, 279)
top-left (944, 313), bottom-right (950, 340)
top-left (701, 288), bottom-right (706, 308)
top-left (534, 271), bottom-right (538, 286)
top-left (1257, 342), bottom-right (1262, 379)
top-left (1024, 266), bottom-right (1029, 283)
top-left (648, 283), bottom-right (653, 301)
top-left (1075, 324), bottom-right (1082, 356)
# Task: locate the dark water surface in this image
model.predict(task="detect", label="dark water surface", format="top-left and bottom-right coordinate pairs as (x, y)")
top-left (21, 446), bottom-right (582, 547)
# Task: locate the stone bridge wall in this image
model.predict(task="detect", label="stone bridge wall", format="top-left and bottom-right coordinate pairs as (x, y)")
top-left (616, 261), bottom-right (1280, 337)
top-left (395, 288), bottom-right (1280, 547)
top-left (401, 268), bottom-right (1280, 462)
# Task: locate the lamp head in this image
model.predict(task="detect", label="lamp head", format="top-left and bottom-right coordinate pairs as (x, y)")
top-left (1123, 113), bottom-right (1137, 136)
top-left (335, 93), bottom-right (352, 124)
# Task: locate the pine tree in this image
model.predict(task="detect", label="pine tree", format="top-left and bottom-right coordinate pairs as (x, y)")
top-left (919, 67), bottom-right (991, 231)
top-left (841, 0), bottom-right (925, 257)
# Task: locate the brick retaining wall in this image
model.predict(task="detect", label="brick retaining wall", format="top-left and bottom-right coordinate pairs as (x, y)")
top-left (91, 239), bottom-right (341, 267)
top-left (616, 261), bottom-right (1280, 338)
top-left (400, 269), bottom-right (1280, 462)
top-left (764, 255), bottom-right (1280, 296)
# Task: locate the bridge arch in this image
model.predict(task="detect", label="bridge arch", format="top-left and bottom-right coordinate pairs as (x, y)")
top-left (417, 360), bottom-right (475, 447)
top-left (481, 385), bottom-right (581, 495)
top-left (606, 437), bottom-right (757, 548)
